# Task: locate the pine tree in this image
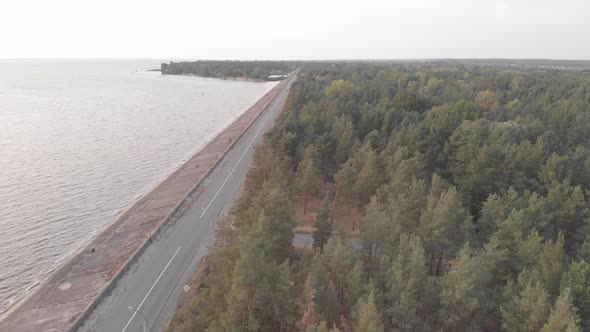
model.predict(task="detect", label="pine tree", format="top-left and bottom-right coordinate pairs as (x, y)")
top-left (298, 293), bottom-right (321, 332)
top-left (382, 147), bottom-right (421, 194)
top-left (313, 204), bottom-right (332, 251)
top-left (418, 186), bottom-right (473, 275)
top-left (305, 259), bottom-right (339, 324)
top-left (345, 263), bottom-right (365, 317)
top-left (360, 196), bottom-right (389, 275)
top-left (320, 237), bottom-right (360, 320)
top-left (273, 261), bottom-right (297, 331)
top-left (298, 145), bottom-right (322, 215)
top-left (475, 89), bottom-right (500, 117)
top-left (334, 158), bottom-right (357, 200)
top-left (387, 176), bottom-right (427, 235)
top-left (354, 146), bottom-right (383, 206)
top-left (476, 188), bottom-right (521, 246)
top-left (385, 234), bottom-right (431, 331)
top-left (439, 241), bottom-right (504, 331)
top-left (538, 232), bottom-right (566, 298)
top-left (541, 288), bottom-right (582, 332)
top-left (501, 273), bottom-right (551, 332)
top-left (222, 236), bottom-right (277, 331)
top-left (543, 181), bottom-right (590, 256)
top-left (560, 261), bottom-right (590, 330)
top-left (331, 116), bottom-right (357, 166)
top-left (356, 290), bottom-right (384, 332)
top-left (243, 145), bottom-right (274, 196)
top-left (252, 183), bottom-right (295, 263)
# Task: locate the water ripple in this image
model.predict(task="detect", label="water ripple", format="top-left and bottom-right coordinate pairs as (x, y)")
top-left (0, 59), bottom-right (277, 313)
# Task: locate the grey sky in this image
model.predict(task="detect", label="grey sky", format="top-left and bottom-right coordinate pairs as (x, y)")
top-left (2, 0), bottom-right (589, 60)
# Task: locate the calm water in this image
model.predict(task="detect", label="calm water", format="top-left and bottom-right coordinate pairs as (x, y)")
top-left (0, 59), bottom-right (277, 313)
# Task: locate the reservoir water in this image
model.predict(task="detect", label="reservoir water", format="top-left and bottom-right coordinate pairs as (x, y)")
top-left (0, 59), bottom-right (277, 313)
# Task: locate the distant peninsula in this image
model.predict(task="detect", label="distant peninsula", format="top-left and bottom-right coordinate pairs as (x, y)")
top-left (161, 60), bottom-right (299, 81)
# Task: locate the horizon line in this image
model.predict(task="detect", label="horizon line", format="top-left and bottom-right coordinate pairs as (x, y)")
top-left (2, 57), bottom-right (590, 62)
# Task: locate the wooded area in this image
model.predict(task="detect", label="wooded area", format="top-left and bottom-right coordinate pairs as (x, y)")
top-left (168, 62), bottom-right (590, 331)
top-left (161, 60), bottom-right (299, 80)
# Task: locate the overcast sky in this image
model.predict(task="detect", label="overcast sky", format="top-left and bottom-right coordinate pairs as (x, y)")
top-left (2, 0), bottom-right (589, 60)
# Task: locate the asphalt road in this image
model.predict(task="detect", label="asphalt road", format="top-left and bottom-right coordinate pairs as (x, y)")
top-left (77, 77), bottom-right (294, 332)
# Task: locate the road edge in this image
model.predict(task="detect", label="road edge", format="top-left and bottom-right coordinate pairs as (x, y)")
top-left (69, 77), bottom-right (293, 332)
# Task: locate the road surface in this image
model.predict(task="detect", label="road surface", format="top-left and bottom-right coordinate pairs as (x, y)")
top-left (76, 77), bottom-right (294, 332)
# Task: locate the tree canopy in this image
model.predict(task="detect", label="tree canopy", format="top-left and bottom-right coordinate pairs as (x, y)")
top-left (168, 61), bottom-right (590, 331)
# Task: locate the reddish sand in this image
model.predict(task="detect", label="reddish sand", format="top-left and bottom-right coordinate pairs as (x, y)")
top-left (0, 80), bottom-right (290, 332)
top-left (293, 184), bottom-right (361, 236)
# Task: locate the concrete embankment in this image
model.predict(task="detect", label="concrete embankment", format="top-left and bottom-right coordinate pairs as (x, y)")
top-left (0, 78), bottom-right (290, 332)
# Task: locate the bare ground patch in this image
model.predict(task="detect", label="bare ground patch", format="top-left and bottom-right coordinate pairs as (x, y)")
top-left (292, 184), bottom-right (361, 237)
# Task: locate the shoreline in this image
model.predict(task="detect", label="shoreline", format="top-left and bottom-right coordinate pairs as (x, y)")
top-left (162, 72), bottom-right (268, 82)
top-left (0, 78), bottom-right (290, 332)
top-left (0, 82), bottom-right (276, 317)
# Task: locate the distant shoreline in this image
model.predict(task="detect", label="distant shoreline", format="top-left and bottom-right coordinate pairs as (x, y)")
top-left (161, 60), bottom-right (294, 81)
top-left (161, 72), bottom-right (267, 82)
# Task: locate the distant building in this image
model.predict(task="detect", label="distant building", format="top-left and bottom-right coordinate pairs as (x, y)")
top-left (267, 74), bottom-right (287, 81)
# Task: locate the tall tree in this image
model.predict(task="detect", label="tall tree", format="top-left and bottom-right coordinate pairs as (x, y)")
top-left (384, 234), bottom-right (433, 331)
top-left (475, 89), bottom-right (501, 118)
top-left (249, 183), bottom-right (295, 263)
top-left (418, 186), bottom-right (473, 275)
top-left (222, 236), bottom-right (285, 331)
top-left (516, 231), bottom-right (567, 297)
top-left (298, 291), bottom-right (321, 332)
top-left (360, 196), bottom-right (389, 275)
top-left (298, 145), bottom-right (322, 215)
top-left (538, 232), bottom-right (566, 298)
top-left (541, 288), bottom-right (582, 332)
top-left (304, 259), bottom-right (339, 324)
top-left (320, 237), bottom-right (361, 320)
top-left (386, 177), bottom-right (428, 236)
top-left (543, 180), bottom-right (590, 256)
top-left (273, 261), bottom-right (298, 331)
top-left (353, 144), bottom-right (383, 206)
top-left (439, 241), bottom-right (505, 331)
top-left (356, 290), bottom-right (384, 332)
top-left (560, 261), bottom-right (590, 330)
top-left (501, 272), bottom-right (551, 332)
top-left (313, 204), bottom-right (333, 251)
top-left (476, 189), bottom-right (521, 246)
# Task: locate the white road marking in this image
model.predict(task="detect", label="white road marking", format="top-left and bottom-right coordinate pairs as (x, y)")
top-left (199, 100), bottom-right (277, 219)
top-left (121, 246), bottom-right (182, 332)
